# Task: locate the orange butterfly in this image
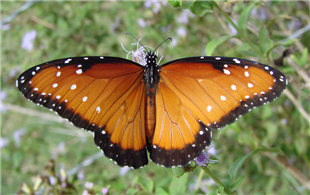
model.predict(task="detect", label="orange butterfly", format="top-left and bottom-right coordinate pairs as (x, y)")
top-left (17, 38), bottom-right (287, 168)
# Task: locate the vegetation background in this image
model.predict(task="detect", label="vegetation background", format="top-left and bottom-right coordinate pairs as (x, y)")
top-left (1, 1), bottom-right (309, 194)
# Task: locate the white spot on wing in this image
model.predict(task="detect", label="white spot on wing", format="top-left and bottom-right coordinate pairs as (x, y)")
top-left (223, 69), bottom-right (230, 75)
top-left (244, 71), bottom-right (250, 77)
top-left (220, 95), bottom-right (226, 101)
top-left (76, 69), bottom-right (82, 74)
top-left (207, 105), bottom-right (212, 112)
top-left (56, 71), bottom-right (61, 77)
top-left (215, 57), bottom-right (221, 60)
top-left (233, 58), bottom-right (241, 63)
top-left (70, 84), bottom-right (77, 90)
top-left (64, 59), bottom-right (72, 63)
top-left (52, 83), bottom-right (58, 88)
top-left (82, 96), bottom-right (88, 102)
top-left (96, 106), bottom-right (101, 113)
top-left (231, 85), bottom-right (237, 90)
top-left (248, 83), bottom-right (253, 88)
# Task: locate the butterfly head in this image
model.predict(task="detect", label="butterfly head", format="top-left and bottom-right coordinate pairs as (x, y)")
top-left (145, 51), bottom-right (158, 66)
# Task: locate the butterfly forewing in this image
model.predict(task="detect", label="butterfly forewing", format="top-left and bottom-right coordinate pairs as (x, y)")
top-left (159, 56), bottom-right (287, 130)
top-left (17, 57), bottom-right (149, 168)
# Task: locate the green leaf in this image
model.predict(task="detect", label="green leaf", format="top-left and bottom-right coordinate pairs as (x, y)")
top-left (126, 188), bottom-right (139, 195)
top-left (169, 173), bottom-right (188, 194)
top-left (300, 47), bottom-right (308, 67)
top-left (230, 176), bottom-right (244, 191)
top-left (236, 42), bottom-right (258, 57)
top-left (238, 2), bottom-right (261, 30)
top-left (205, 35), bottom-right (232, 56)
top-left (13, 152), bottom-right (23, 172)
top-left (168, 0), bottom-right (182, 7)
top-left (155, 188), bottom-right (169, 195)
top-left (181, 1), bottom-right (194, 9)
top-left (190, 1), bottom-right (213, 17)
top-left (228, 146), bottom-right (285, 180)
top-left (138, 177), bottom-right (154, 193)
top-left (172, 166), bottom-right (187, 177)
top-left (259, 28), bottom-right (274, 56)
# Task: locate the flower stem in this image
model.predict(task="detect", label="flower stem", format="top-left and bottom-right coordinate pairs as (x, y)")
top-left (201, 166), bottom-right (233, 195)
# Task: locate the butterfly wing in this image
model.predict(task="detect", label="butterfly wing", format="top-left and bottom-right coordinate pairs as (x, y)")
top-left (149, 56), bottom-right (287, 167)
top-left (17, 57), bottom-right (148, 168)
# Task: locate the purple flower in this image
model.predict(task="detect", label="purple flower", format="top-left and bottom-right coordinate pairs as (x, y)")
top-left (13, 128), bottom-right (26, 147)
top-left (0, 137), bottom-right (9, 148)
top-left (144, 0), bottom-right (161, 14)
top-left (77, 170), bottom-right (85, 180)
top-left (111, 18), bottom-right (120, 32)
top-left (177, 10), bottom-right (195, 25)
top-left (137, 18), bottom-right (149, 28)
top-left (177, 27), bottom-right (187, 37)
top-left (281, 118), bottom-right (288, 125)
top-left (0, 91), bottom-right (8, 113)
top-left (228, 19), bottom-right (238, 36)
top-left (21, 30), bottom-right (37, 52)
top-left (49, 176), bottom-right (57, 186)
top-left (121, 40), bottom-right (149, 66)
top-left (1, 24), bottom-right (10, 31)
top-left (84, 181), bottom-right (94, 189)
top-left (250, 8), bottom-right (267, 21)
top-left (194, 145), bottom-right (218, 166)
top-left (102, 187), bottom-right (108, 194)
top-left (58, 142), bottom-right (66, 155)
top-left (119, 166), bottom-right (131, 176)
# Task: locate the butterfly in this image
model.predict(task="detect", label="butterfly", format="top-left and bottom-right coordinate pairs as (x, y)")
top-left (16, 36), bottom-right (287, 169)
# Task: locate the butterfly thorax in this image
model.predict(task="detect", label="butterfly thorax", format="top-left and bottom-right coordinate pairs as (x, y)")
top-left (143, 52), bottom-right (160, 139)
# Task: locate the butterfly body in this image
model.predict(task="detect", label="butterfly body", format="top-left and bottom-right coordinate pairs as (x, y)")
top-left (17, 50), bottom-right (287, 169)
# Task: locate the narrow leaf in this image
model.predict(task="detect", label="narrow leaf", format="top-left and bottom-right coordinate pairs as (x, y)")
top-left (228, 146), bottom-right (284, 180)
top-left (205, 35), bottom-right (231, 56)
top-left (168, 0), bottom-right (182, 7)
top-left (238, 2), bottom-right (261, 30)
top-left (230, 176), bottom-right (244, 191)
top-left (259, 28), bottom-right (274, 56)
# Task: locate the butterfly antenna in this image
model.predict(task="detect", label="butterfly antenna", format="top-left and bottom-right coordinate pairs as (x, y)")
top-left (153, 37), bottom-right (172, 54)
top-left (125, 32), bottom-right (148, 52)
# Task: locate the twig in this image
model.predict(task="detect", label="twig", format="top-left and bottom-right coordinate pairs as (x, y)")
top-left (265, 152), bottom-right (310, 191)
top-left (3, 103), bottom-right (64, 123)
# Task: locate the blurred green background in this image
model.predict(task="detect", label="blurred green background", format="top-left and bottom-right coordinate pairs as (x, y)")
top-left (1, 1), bottom-right (309, 194)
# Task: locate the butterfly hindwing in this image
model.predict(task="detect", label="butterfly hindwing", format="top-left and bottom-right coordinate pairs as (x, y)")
top-left (148, 80), bottom-right (211, 167)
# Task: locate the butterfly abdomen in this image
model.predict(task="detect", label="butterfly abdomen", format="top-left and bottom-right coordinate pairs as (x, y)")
top-left (146, 87), bottom-right (156, 138)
